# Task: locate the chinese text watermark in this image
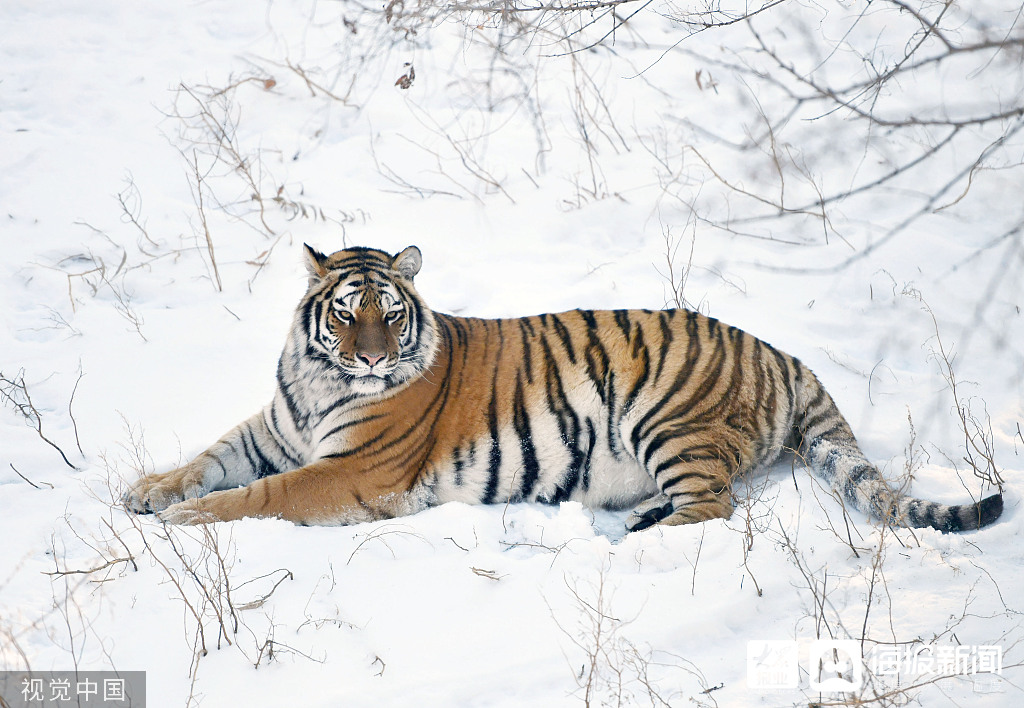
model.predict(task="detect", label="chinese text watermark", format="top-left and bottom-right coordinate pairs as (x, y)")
top-left (747, 640), bottom-right (1002, 694)
top-left (0, 671), bottom-right (145, 707)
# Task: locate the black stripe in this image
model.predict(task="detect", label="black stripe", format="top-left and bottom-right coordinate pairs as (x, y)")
top-left (399, 281), bottom-right (427, 350)
top-left (804, 380), bottom-right (827, 414)
top-left (549, 314), bottom-right (576, 364)
top-left (842, 463), bottom-right (876, 505)
top-left (495, 318), bottom-right (505, 348)
top-left (199, 451), bottom-right (229, 479)
top-left (804, 416), bottom-right (847, 442)
top-left (656, 464), bottom-right (716, 490)
top-left (613, 309), bottom-right (632, 339)
top-left (550, 458), bottom-right (580, 503)
top-left (706, 315), bottom-right (719, 338)
top-left (318, 392), bottom-right (359, 420)
top-left (442, 313), bottom-right (469, 349)
top-left (243, 428), bottom-right (280, 479)
top-left (655, 448), bottom-right (737, 489)
top-left (265, 406), bottom-right (302, 466)
top-left (483, 365), bottom-right (502, 504)
top-left (605, 371), bottom-right (620, 458)
top-left (910, 499), bottom-right (939, 529)
top-left (622, 324), bottom-right (650, 417)
top-left (753, 343), bottom-right (780, 464)
top-left (772, 348), bottom-right (795, 416)
top-left (538, 335), bottom-right (575, 443)
top-left (453, 447), bottom-right (464, 486)
top-left (751, 338), bottom-right (766, 415)
top-left (512, 376), bottom-right (540, 501)
top-left (581, 418), bottom-right (596, 491)
top-left (518, 318), bottom-right (535, 384)
top-left (644, 424), bottom-right (691, 468)
top-left (300, 294), bottom-right (318, 331)
top-left (538, 335), bottom-right (584, 501)
top-left (312, 299), bottom-right (329, 350)
top-left (584, 331), bottom-right (610, 402)
top-left (320, 413), bottom-right (389, 442)
top-left (275, 357), bottom-right (308, 430)
top-left (320, 425), bottom-right (393, 459)
top-left (654, 310), bottom-right (674, 381)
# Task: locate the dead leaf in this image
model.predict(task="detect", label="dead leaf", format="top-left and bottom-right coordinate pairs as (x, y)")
top-left (395, 63), bottom-right (415, 90)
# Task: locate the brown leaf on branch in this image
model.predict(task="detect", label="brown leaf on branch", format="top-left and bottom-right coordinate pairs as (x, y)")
top-left (395, 63), bottom-right (415, 90)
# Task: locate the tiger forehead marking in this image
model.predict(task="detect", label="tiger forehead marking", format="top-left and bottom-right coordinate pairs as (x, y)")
top-left (333, 284), bottom-right (402, 314)
top-left (315, 247), bottom-right (414, 318)
top-left (127, 243), bottom-right (1003, 537)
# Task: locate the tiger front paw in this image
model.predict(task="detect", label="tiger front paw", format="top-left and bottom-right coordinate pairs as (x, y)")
top-left (156, 488), bottom-right (250, 525)
top-left (157, 497), bottom-right (225, 525)
top-left (123, 468), bottom-right (203, 514)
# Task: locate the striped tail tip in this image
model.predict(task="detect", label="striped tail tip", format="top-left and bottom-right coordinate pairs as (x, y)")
top-left (903, 492), bottom-right (1003, 533)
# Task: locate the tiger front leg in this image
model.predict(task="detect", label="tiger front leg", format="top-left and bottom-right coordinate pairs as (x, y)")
top-left (157, 459), bottom-right (424, 526)
top-left (123, 409), bottom-right (294, 514)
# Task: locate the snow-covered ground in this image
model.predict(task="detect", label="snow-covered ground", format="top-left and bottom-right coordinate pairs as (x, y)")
top-left (2, 1), bottom-right (1022, 706)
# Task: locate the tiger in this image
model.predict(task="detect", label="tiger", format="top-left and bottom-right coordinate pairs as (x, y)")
top-left (124, 244), bottom-right (1003, 534)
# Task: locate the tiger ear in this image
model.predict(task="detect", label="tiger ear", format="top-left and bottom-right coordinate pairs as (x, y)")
top-left (304, 244), bottom-right (329, 280)
top-left (392, 246), bottom-right (422, 280)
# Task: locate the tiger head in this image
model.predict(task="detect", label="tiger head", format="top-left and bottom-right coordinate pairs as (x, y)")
top-left (301, 244), bottom-right (437, 395)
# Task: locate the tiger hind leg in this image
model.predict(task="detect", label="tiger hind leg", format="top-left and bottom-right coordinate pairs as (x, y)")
top-left (625, 493), bottom-right (673, 531)
top-left (626, 486), bottom-right (734, 532)
top-left (627, 436), bottom-right (738, 531)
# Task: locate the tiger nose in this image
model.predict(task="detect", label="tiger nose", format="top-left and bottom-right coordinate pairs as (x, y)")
top-left (358, 352), bottom-right (385, 367)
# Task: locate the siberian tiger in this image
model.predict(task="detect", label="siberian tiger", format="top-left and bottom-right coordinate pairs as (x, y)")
top-left (124, 244), bottom-right (1003, 533)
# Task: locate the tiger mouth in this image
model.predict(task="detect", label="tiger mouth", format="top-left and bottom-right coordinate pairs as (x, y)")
top-left (344, 369), bottom-right (393, 394)
top-left (341, 361), bottom-right (397, 379)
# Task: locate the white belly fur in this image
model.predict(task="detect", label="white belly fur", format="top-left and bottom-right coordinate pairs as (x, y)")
top-left (574, 447), bottom-right (659, 510)
top-left (427, 434), bottom-right (658, 511)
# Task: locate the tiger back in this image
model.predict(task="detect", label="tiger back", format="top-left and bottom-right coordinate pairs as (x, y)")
top-left (124, 245), bottom-right (1003, 534)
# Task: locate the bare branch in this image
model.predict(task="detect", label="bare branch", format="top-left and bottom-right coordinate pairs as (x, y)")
top-left (0, 370), bottom-right (78, 469)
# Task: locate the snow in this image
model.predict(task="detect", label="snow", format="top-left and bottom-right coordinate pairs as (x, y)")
top-left (2, 1), bottom-right (1022, 706)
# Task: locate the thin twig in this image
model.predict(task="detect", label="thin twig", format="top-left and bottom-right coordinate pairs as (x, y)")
top-left (10, 463), bottom-right (54, 490)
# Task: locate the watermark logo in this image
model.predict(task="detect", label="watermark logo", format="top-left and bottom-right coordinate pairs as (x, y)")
top-left (747, 640), bottom-right (1003, 695)
top-left (747, 640), bottom-right (799, 690)
top-left (871, 643), bottom-right (1002, 678)
top-left (808, 640), bottom-right (863, 692)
